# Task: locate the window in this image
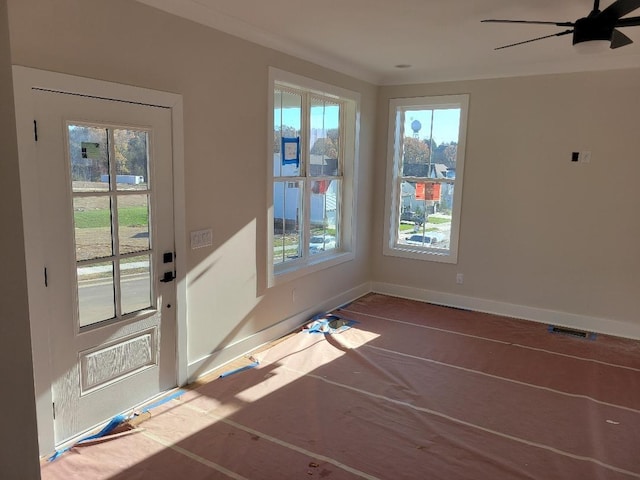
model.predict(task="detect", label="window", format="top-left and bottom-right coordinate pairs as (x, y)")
top-left (383, 95), bottom-right (469, 263)
top-left (268, 69), bottom-right (358, 285)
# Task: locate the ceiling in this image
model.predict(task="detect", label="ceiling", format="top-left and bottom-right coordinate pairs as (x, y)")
top-left (137, 0), bottom-right (640, 85)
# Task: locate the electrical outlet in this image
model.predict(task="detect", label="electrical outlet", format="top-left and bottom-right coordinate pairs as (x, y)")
top-left (456, 273), bottom-right (464, 285)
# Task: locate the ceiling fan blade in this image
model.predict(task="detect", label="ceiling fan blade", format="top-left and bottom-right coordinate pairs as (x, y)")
top-left (600, 0), bottom-right (640, 21)
top-left (611, 28), bottom-right (634, 47)
top-left (615, 15), bottom-right (640, 26)
top-left (494, 29), bottom-right (573, 50)
top-left (482, 19), bottom-right (574, 27)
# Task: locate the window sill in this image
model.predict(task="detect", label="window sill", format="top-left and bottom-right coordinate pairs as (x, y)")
top-left (383, 245), bottom-right (458, 264)
top-left (270, 250), bottom-right (355, 287)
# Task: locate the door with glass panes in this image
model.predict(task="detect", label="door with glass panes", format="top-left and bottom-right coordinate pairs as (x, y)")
top-left (35, 89), bottom-right (176, 445)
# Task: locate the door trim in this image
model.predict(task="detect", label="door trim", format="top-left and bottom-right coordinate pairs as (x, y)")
top-left (12, 65), bottom-right (187, 455)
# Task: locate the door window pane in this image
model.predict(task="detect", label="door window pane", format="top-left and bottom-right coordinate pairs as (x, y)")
top-left (114, 129), bottom-right (149, 191)
top-left (121, 255), bottom-right (152, 314)
top-left (73, 196), bottom-right (113, 261)
top-left (77, 261), bottom-right (115, 327)
top-left (68, 125), bottom-right (109, 192)
top-left (67, 122), bottom-right (158, 329)
top-left (118, 195), bottom-right (150, 255)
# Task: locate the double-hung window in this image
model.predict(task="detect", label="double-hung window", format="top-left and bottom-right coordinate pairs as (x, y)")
top-left (268, 69), bottom-right (358, 285)
top-left (384, 95), bottom-right (469, 263)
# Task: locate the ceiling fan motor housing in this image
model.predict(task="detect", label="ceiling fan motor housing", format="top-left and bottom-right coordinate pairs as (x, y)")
top-left (572, 16), bottom-right (615, 44)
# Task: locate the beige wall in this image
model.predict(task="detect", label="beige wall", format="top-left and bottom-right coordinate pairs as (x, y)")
top-left (7, 0), bottom-right (377, 375)
top-left (0, 0), bottom-right (41, 477)
top-left (373, 69), bottom-right (640, 334)
top-left (4, 0), bottom-right (640, 469)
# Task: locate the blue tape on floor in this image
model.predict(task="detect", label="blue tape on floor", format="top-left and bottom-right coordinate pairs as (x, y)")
top-left (48, 390), bottom-right (187, 461)
top-left (219, 362), bottom-right (259, 378)
top-left (48, 414), bottom-right (128, 461)
top-left (141, 389), bottom-right (186, 413)
top-left (305, 312), bottom-right (358, 334)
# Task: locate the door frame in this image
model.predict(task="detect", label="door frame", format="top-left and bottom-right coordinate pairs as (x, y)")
top-left (12, 66), bottom-right (187, 456)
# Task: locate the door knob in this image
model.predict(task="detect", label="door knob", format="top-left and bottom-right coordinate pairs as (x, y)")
top-left (160, 271), bottom-right (175, 283)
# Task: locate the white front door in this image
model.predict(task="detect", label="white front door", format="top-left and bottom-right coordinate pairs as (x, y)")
top-left (34, 89), bottom-right (177, 445)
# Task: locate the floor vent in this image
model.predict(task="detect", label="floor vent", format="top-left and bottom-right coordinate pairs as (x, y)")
top-left (548, 325), bottom-right (596, 341)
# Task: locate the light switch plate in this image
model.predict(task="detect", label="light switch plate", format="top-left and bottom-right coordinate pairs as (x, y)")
top-left (190, 229), bottom-right (213, 249)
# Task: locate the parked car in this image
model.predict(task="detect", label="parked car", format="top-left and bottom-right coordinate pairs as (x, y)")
top-left (404, 233), bottom-right (443, 246)
top-left (400, 211), bottom-right (425, 225)
top-left (309, 235), bottom-right (336, 253)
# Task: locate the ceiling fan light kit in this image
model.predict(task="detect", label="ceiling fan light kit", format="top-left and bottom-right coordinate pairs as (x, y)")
top-left (482, 0), bottom-right (640, 51)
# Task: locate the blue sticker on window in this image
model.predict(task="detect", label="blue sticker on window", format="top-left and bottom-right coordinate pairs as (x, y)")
top-left (282, 137), bottom-right (300, 167)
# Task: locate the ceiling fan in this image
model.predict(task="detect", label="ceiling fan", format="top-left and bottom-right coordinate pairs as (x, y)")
top-left (482, 0), bottom-right (640, 50)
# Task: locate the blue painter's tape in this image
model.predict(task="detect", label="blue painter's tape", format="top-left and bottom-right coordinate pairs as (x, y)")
top-left (80, 414), bottom-right (128, 442)
top-left (305, 312), bottom-right (358, 335)
top-left (219, 362), bottom-right (259, 378)
top-left (141, 389), bottom-right (186, 413)
top-left (48, 449), bottom-right (65, 462)
top-left (48, 414), bottom-right (128, 461)
top-left (48, 390), bottom-right (188, 461)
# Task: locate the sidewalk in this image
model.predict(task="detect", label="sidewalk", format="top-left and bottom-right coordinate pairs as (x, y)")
top-left (78, 261), bottom-right (149, 275)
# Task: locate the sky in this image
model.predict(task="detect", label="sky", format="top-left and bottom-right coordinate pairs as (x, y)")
top-left (276, 105), bottom-right (461, 145)
top-left (275, 105), bottom-right (340, 131)
top-left (404, 108), bottom-right (461, 145)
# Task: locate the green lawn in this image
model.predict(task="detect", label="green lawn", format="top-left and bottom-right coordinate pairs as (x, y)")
top-left (428, 216), bottom-right (450, 224)
top-left (400, 217), bottom-right (450, 232)
top-left (74, 206), bottom-right (148, 228)
top-left (400, 224), bottom-right (439, 233)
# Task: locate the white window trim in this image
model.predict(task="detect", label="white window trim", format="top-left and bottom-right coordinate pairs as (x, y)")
top-left (383, 94), bottom-right (469, 264)
top-left (267, 68), bottom-right (359, 287)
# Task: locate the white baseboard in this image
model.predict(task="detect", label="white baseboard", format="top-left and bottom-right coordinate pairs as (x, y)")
top-left (186, 282), bottom-right (372, 382)
top-left (187, 280), bottom-right (639, 383)
top-left (371, 282), bottom-right (640, 340)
